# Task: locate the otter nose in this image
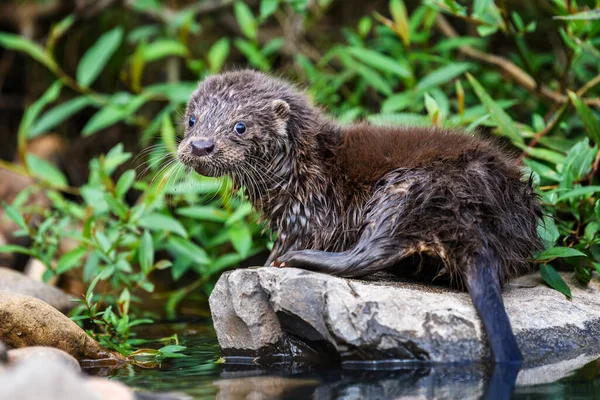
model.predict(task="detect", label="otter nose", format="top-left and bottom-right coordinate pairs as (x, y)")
top-left (190, 140), bottom-right (215, 157)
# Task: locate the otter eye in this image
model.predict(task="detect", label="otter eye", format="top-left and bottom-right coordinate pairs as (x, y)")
top-left (188, 115), bottom-right (196, 128)
top-left (234, 122), bottom-right (246, 135)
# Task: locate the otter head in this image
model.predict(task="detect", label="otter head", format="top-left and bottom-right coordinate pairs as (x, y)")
top-left (177, 70), bottom-right (307, 178)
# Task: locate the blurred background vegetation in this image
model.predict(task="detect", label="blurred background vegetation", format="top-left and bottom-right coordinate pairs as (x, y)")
top-left (0, 0), bottom-right (599, 354)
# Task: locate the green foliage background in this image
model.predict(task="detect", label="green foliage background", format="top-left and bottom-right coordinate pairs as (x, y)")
top-left (0, 0), bottom-right (599, 351)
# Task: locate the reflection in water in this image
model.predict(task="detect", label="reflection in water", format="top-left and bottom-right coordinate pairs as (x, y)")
top-left (217, 362), bottom-right (521, 400)
top-left (104, 323), bottom-right (600, 400)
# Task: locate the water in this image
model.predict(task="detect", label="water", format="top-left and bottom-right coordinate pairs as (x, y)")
top-left (100, 322), bottom-right (600, 400)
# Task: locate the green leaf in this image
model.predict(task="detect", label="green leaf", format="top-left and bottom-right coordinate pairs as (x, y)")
top-left (389, 0), bottom-right (410, 46)
top-left (522, 158), bottom-right (561, 182)
top-left (345, 59), bottom-right (392, 95)
top-left (382, 92), bottom-right (417, 113)
top-left (103, 194), bottom-right (128, 219)
top-left (346, 47), bottom-right (411, 78)
top-left (228, 224), bottom-right (252, 257)
top-left (575, 266), bottom-right (592, 285)
top-left (234, 1), bottom-right (258, 40)
top-left (234, 39), bottom-right (269, 70)
top-left (118, 288), bottom-right (131, 316)
top-left (536, 246), bottom-right (587, 261)
top-left (30, 97), bottom-right (94, 138)
top-left (207, 38), bottom-right (230, 73)
top-left (416, 63), bottom-right (471, 92)
top-left (19, 82), bottom-right (62, 146)
top-left (159, 345), bottom-right (186, 353)
top-left (539, 264), bottom-right (572, 299)
top-left (517, 144), bottom-right (566, 165)
top-left (26, 153), bottom-right (68, 188)
top-left (167, 236), bottom-right (210, 265)
top-left (139, 213), bottom-right (188, 237)
top-left (367, 112), bottom-right (430, 126)
top-left (553, 9), bottom-right (600, 20)
top-left (3, 202), bottom-right (29, 232)
top-left (161, 114), bottom-right (177, 154)
top-left (0, 33), bottom-right (57, 71)
top-left (225, 202), bottom-right (253, 226)
top-left (77, 27), bottom-right (123, 87)
top-left (82, 94), bottom-right (147, 136)
top-left (57, 247), bottom-right (88, 274)
top-left (556, 186), bottom-right (600, 203)
top-left (81, 105), bottom-right (127, 136)
top-left (424, 92), bottom-right (441, 125)
top-left (139, 230), bottom-right (154, 275)
top-left (176, 206), bottom-right (228, 223)
top-left (260, 0), bottom-right (280, 20)
top-left (473, 0), bottom-right (491, 18)
top-left (115, 170), bottom-right (136, 198)
top-left (86, 269), bottom-right (109, 301)
top-left (466, 73), bottom-right (523, 144)
top-left (142, 39), bottom-right (188, 62)
top-left (568, 91), bottom-right (600, 144)
top-left (0, 245), bottom-right (32, 255)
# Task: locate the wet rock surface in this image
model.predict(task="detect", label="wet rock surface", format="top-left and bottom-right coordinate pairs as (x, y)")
top-left (210, 267), bottom-right (600, 366)
top-left (0, 267), bottom-right (74, 312)
top-left (0, 292), bottom-right (123, 363)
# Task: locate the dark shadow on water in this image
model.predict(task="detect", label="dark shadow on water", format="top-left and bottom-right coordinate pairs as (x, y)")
top-left (102, 323), bottom-right (600, 400)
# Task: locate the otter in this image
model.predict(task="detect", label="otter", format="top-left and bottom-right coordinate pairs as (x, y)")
top-left (177, 70), bottom-right (542, 364)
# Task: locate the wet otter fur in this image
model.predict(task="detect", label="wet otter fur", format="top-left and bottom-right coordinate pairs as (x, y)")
top-left (177, 70), bottom-right (542, 363)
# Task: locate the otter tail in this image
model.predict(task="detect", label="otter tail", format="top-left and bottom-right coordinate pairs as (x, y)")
top-left (465, 249), bottom-right (522, 364)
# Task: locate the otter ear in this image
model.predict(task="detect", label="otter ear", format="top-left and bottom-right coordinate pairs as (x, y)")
top-left (271, 99), bottom-right (290, 121)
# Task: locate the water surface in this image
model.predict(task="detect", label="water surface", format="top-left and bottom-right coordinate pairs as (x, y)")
top-left (102, 322), bottom-right (600, 399)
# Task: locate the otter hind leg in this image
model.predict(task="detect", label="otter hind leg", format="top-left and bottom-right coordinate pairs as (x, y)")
top-left (272, 239), bottom-right (410, 278)
top-left (466, 251), bottom-right (522, 364)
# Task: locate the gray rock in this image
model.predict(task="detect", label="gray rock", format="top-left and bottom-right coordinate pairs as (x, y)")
top-left (0, 267), bottom-right (74, 313)
top-left (0, 358), bottom-right (97, 400)
top-left (210, 267), bottom-right (600, 365)
top-left (7, 347), bottom-right (80, 373)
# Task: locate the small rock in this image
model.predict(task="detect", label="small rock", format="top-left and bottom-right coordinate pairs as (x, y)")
top-left (86, 377), bottom-right (134, 400)
top-left (0, 292), bottom-right (124, 364)
top-left (7, 347), bottom-right (80, 373)
top-left (210, 267), bottom-right (600, 365)
top-left (0, 358), bottom-right (96, 400)
top-left (0, 267), bottom-right (74, 312)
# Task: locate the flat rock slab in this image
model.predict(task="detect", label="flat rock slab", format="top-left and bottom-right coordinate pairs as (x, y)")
top-left (209, 267), bottom-right (600, 366)
top-left (0, 267), bottom-right (74, 312)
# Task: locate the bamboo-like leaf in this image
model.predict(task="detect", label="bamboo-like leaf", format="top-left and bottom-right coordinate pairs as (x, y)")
top-left (539, 264), bottom-right (572, 299)
top-left (346, 47), bottom-right (412, 78)
top-left (417, 63), bottom-right (471, 92)
top-left (553, 9), bottom-right (600, 20)
top-left (30, 97), bottom-right (93, 138)
top-left (139, 230), bottom-right (154, 275)
top-left (536, 246), bottom-right (586, 260)
top-left (389, 0), bottom-right (410, 46)
top-left (207, 38), bottom-right (230, 73)
top-left (568, 91), bottom-right (600, 144)
top-left (0, 33), bottom-right (57, 71)
top-left (259, 0), bottom-right (280, 20)
top-left (77, 27), bottom-right (123, 87)
top-left (466, 73), bottom-right (523, 144)
top-left (234, 1), bottom-right (258, 41)
top-left (26, 153), bottom-right (68, 188)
